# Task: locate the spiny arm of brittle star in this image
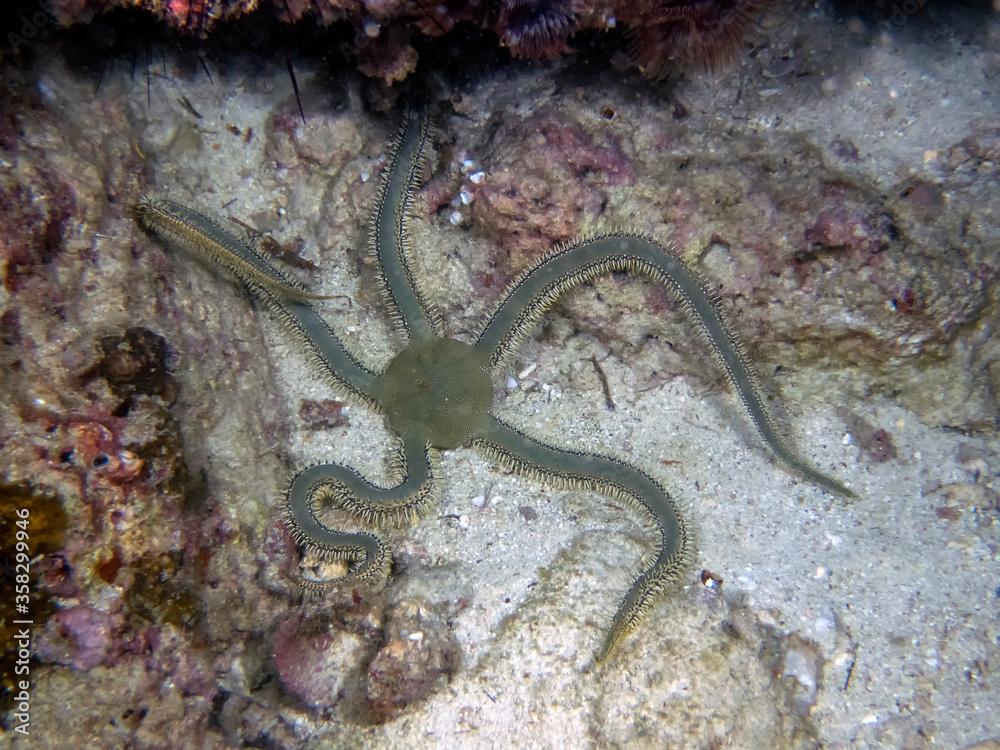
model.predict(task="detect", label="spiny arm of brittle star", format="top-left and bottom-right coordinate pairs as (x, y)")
top-left (131, 196), bottom-right (382, 408)
top-left (132, 198), bottom-right (339, 302)
top-left (473, 232), bottom-right (854, 498)
top-left (371, 102), bottom-right (443, 341)
top-left (254, 289), bottom-right (382, 410)
top-left (283, 428), bottom-right (439, 589)
top-left (471, 414), bottom-right (692, 660)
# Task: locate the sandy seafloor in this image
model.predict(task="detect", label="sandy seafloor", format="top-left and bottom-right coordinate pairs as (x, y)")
top-left (1, 3), bottom-right (999, 749)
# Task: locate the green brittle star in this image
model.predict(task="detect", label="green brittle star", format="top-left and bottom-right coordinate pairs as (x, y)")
top-left (133, 101), bottom-right (853, 661)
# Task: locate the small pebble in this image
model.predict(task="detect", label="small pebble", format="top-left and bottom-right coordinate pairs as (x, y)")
top-left (813, 615), bottom-right (835, 640)
top-left (471, 494), bottom-right (486, 508)
top-left (36, 77), bottom-right (58, 104)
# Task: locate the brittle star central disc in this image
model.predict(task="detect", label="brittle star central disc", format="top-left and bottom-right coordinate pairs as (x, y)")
top-left (378, 338), bottom-right (493, 450)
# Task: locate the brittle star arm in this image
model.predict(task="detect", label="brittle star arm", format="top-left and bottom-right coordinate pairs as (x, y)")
top-left (474, 232), bottom-right (854, 497)
top-left (284, 428), bottom-right (438, 588)
top-left (133, 197), bottom-right (340, 302)
top-left (257, 292), bottom-right (384, 410)
top-left (371, 101), bottom-right (443, 342)
top-left (132, 197), bottom-right (382, 409)
top-left (132, 197), bottom-right (440, 582)
top-left (472, 414), bottom-right (690, 660)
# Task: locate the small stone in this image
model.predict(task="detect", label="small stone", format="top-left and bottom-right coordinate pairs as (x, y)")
top-left (272, 617), bottom-right (364, 710)
top-left (518, 363), bottom-right (537, 379)
top-left (935, 506), bottom-right (961, 521)
top-left (299, 398), bottom-right (349, 430)
top-left (84, 327), bottom-right (176, 403)
top-left (782, 639), bottom-right (821, 714)
top-left (957, 443), bottom-right (989, 477)
top-left (940, 483), bottom-right (999, 511)
top-left (813, 615), bottom-right (836, 648)
top-left (366, 597), bottom-right (459, 723)
top-left (35, 606), bottom-right (118, 671)
top-left (700, 570), bottom-right (722, 589)
top-left (866, 428), bottom-right (897, 463)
